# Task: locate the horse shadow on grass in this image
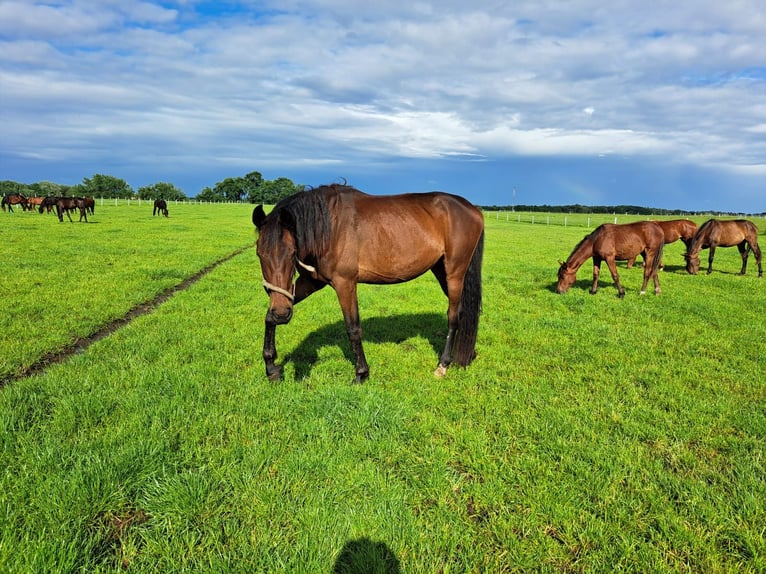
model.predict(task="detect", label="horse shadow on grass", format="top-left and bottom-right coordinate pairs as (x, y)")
top-left (281, 312), bottom-right (445, 381)
top-left (333, 537), bottom-right (401, 574)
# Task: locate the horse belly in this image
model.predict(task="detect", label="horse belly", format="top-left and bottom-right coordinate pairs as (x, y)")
top-left (357, 237), bottom-right (441, 284)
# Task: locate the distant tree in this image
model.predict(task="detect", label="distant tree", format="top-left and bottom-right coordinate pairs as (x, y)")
top-left (196, 186), bottom-right (221, 202)
top-left (212, 177), bottom-right (248, 202)
top-left (81, 174), bottom-right (134, 198)
top-left (27, 181), bottom-right (62, 196)
top-left (252, 177), bottom-right (302, 204)
top-left (137, 182), bottom-right (186, 201)
top-left (1, 180), bottom-right (31, 196)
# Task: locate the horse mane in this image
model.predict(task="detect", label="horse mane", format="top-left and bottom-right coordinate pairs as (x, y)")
top-left (689, 219), bottom-right (715, 252)
top-left (566, 226), bottom-right (601, 263)
top-left (262, 185), bottom-right (337, 262)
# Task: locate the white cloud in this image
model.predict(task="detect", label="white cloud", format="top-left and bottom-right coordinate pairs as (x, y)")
top-left (1, 0), bottom-right (765, 209)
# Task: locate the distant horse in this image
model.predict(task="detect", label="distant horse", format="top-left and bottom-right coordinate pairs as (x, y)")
top-left (557, 220), bottom-right (665, 297)
top-left (77, 196), bottom-right (95, 215)
top-left (627, 219), bottom-right (698, 269)
top-left (26, 196), bottom-right (45, 212)
top-left (252, 183), bottom-right (485, 383)
top-left (38, 196), bottom-right (58, 214)
top-left (2, 193), bottom-right (28, 212)
top-left (685, 219), bottom-right (762, 277)
top-left (48, 197), bottom-right (88, 222)
top-left (153, 199), bottom-right (168, 217)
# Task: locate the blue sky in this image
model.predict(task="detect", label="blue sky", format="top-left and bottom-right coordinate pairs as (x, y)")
top-left (1, 1), bottom-right (765, 212)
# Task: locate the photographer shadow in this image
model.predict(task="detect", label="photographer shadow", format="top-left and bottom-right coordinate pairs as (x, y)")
top-left (333, 537), bottom-right (401, 574)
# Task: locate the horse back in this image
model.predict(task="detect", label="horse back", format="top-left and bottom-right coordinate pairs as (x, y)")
top-left (332, 190), bottom-right (483, 283)
top-left (593, 221), bottom-right (663, 259)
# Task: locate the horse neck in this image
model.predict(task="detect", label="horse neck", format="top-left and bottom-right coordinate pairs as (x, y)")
top-left (566, 236), bottom-right (594, 271)
top-left (690, 221), bottom-right (714, 254)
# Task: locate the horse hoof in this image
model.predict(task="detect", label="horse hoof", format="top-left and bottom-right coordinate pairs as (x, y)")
top-left (639, 290), bottom-right (646, 296)
top-left (266, 367), bottom-right (283, 381)
top-left (434, 365), bottom-right (448, 378)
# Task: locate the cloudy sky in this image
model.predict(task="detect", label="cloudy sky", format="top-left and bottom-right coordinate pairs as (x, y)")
top-left (1, 1), bottom-right (765, 212)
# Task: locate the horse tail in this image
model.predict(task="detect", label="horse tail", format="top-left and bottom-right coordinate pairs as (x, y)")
top-left (453, 229), bottom-right (484, 366)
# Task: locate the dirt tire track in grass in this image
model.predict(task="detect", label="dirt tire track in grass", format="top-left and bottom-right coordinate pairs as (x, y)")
top-left (1, 245), bottom-right (252, 388)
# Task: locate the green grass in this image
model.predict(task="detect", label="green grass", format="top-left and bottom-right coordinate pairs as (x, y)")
top-left (0, 201), bottom-right (253, 379)
top-left (0, 208), bottom-right (764, 572)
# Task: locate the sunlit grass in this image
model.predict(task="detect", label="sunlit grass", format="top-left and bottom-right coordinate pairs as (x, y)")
top-left (0, 208), bottom-right (764, 572)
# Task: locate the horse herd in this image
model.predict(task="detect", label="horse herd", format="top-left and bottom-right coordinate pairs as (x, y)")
top-left (251, 184), bottom-right (762, 383)
top-left (1, 193), bottom-right (170, 220)
top-left (556, 217), bottom-right (763, 297)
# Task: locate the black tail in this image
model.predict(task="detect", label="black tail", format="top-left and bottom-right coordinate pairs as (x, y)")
top-left (453, 230), bottom-right (484, 366)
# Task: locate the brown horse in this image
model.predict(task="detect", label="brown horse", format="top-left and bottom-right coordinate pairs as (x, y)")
top-left (252, 183), bottom-right (484, 383)
top-left (78, 196), bottom-right (95, 215)
top-left (1, 193), bottom-right (28, 212)
top-left (153, 199), bottom-right (168, 217)
top-left (557, 221), bottom-right (665, 297)
top-left (627, 219), bottom-right (698, 269)
top-left (685, 219), bottom-right (762, 277)
top-left (26, 196), bottom-right (45, 212)
top-left (48, 197), bottom-right (88, 222)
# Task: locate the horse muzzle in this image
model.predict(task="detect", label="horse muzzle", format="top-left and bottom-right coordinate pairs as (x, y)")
top-left (266, 306), bottom-right (293, 325)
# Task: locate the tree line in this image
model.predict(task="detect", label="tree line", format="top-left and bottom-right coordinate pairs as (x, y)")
top-left (1, 170), bottom-right (303, 204)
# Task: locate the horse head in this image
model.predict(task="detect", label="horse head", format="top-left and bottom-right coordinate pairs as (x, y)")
top-left (556, 261), bottom-right (576, 294)
top-left (253, 205), bottom-right (298, 325)
top-left (683, 251), bottom-right (700, 275)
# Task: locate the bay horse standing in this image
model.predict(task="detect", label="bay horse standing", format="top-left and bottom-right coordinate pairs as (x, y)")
top-left (2, 193), bottom-right (28, 212)
top-left (252, 184), bottom-right (485, 383)
top-left (685, 219), bottom-right (762, 277)
top-left (153, 199), bottom-right (168, 217)
top-left (627, 219), bottom-right (698, 269)
top-left (557, 221), bottom-right (665, 297)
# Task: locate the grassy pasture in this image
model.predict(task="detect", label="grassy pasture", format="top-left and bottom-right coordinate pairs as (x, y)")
top-left (1, 205), bottom-right (764, 572)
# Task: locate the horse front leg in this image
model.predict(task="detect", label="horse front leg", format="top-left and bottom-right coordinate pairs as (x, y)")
top-left (707, 245), bottom-right (716, 274)
top-left (590, 258), bottom-right (602, 295)
top-left (262, 320), bottom-right (282, 381)
top-left (605, 259), bottom-right (626, 298)
top-left (335, 281), bottom-right (369, 384)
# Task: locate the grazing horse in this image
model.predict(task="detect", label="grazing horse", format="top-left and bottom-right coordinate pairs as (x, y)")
top-left (252, 183), bottom-right (485, 383)
top-left (50, 197), bottom-right (88, 222)
top-left (153, 199), bottom-right (168, 217)
top-left (38, 196), bottom-right (58, 214)
top-left (2, 193), bottom-right (28, 212)
top-left (557, 220), bottom-right (665, 297)
top-left (685, 219), bottom-right (762, 277)
top-left (627, 219), bottom-right (698, 269)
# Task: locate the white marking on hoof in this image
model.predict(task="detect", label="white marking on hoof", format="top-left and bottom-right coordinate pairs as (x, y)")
top-left (434, 365), bottom-right (448, 378)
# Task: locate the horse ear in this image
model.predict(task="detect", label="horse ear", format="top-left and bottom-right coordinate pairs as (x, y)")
top-left (252, 205), bottom-right (266, 229)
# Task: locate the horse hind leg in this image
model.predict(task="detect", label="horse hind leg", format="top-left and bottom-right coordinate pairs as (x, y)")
top-left (737, 242), bottom-right (749, 275)
top-left (754, 242), bottom-right (763, 278)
